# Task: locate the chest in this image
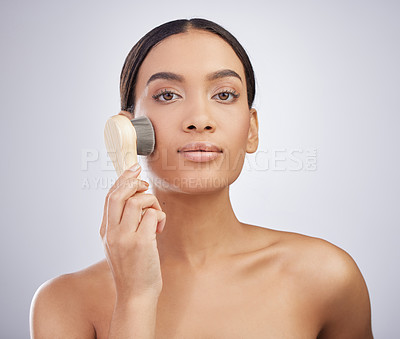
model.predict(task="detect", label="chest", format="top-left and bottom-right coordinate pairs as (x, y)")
top-left (93, 265), bottom-right (322, 339)
top-left (153, 275), bottom-right (320, 339)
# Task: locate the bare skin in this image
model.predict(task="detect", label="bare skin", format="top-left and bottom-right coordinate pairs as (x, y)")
top-left (30, 29), bottom-right (373, 338)
top-left (30, 224), bottom-right (372, 338)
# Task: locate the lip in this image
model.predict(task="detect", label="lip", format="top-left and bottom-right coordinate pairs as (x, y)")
top-left (178, 142), bottom-right (223, 162)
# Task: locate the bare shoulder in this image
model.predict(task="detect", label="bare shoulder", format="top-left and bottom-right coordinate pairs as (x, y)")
top-left (245, 224), bottom-right (366, 285)
top-left (244, 225), bottom-right (373, 338)
top-left (276, 230), bottom-right (368, 297)
top-left (273, 228), bottom-right (361, 278)
top-left (30, 259), bottom-right (113, 339)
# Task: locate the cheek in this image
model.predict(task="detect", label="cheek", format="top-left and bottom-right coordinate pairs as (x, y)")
top-left (152, 118), bottom-right (177, 152)
top-left (144, 117), bottom-right (177, 169)
top-left (144, 110), bottom-right (174, 146)
top-left (223, 116), bottom-right (250, 171)
top-left (225, 115), bottom-right (250, 149)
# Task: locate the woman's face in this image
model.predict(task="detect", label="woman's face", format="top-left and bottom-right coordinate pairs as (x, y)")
top-left (128, 29), bottom-right (258, 193)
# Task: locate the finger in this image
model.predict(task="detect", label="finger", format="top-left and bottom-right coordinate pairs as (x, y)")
top-left (100, 165), bottom-right (147, 238)
top-left (120, 193), bottom-right (163, 229)
top-left (100, 179), bottom-right (148, 238)
top-left (136, 208), bottom-right (165, 237)
top-left (155, 210), bottom-right (167, 234)
top-left (100, 163), bottom-right (142, 238)
top-left (137, 209), bottom-right (165, 234)
top-left (108, 163), bottom-right (142, 195)
top-left (106, 179), bottom-right (149, 226)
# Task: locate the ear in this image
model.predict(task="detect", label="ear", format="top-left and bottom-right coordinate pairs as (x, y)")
top-left (246, 108), bottom-right (259, 154)
top-left (118, 110), bottom-right (135, 120)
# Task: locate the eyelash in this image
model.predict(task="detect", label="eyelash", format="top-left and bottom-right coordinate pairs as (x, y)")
top-left (152, 89), bottom-right (240, 103)
top-left (215, 89), bottom-right (240, 102)
top-left (152, 89), bottom-right (178, 102)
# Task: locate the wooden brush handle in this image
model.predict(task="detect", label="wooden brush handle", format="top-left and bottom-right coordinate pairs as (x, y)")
top-left (104, 115), bottom-right (138, 177)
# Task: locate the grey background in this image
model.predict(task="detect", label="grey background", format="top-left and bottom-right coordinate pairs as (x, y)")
top-left (1, 0), bottom-right (399, 338)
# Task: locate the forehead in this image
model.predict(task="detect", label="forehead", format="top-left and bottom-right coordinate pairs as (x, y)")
top-left (136, 29), bottom-right (245, 85)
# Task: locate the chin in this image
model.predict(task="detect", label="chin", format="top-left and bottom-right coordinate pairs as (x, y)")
top-left (148, 172), bottom-right (238, 195)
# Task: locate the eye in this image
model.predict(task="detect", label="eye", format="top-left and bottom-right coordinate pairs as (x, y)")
top-left (213, 90), bottom-right (240, 102)
top-left (152, 90), bottom-right (181, 102)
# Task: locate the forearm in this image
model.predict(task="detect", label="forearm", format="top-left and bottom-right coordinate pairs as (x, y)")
top-left (107, 295), bottom-right (159, 339)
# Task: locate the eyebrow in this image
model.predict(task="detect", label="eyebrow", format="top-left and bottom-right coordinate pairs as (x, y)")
top-left (207, 69), bottom-right (242, 83)
top-left (146, 72), bottom-right (183, 86)
top-left (146, 69), bottom-right (242, 86)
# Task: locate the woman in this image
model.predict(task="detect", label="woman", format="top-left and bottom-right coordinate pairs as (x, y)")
top-left (30, 18), bottom-right (373, 338)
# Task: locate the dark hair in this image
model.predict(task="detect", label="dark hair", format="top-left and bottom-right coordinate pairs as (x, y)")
top-left (120, 18), bottom-right (256, 113)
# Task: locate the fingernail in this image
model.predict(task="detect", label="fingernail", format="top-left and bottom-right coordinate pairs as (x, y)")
top-left (128, 163), bottom-right (141, 173)
top-left (141, 180), bottom-right (149, 187)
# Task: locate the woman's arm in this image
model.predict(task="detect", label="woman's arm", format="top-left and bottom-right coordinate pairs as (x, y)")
top-left (31, 165), bottom-right (166, 338)
top-left (107, 293), bottom-right (159, 339)
top-left (100, 165), bottom-right (165, 338)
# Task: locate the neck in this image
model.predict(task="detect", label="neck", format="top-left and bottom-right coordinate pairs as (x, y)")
top-left (154, 186), bottom-right (243, 268)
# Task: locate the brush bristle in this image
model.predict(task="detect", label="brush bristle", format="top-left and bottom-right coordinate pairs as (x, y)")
top-left (130, 116), bottom-right (155, 155)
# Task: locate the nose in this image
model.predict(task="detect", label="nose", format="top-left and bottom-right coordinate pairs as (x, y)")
top-left (182, 109), bottom-right (216, 133)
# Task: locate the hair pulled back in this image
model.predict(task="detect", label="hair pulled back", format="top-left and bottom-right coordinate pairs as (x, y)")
top-left (120, 18), bottom-right (256, 113)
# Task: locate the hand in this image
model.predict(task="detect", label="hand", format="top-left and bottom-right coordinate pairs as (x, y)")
top-left (100, 164), bottom-right (166, 302)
